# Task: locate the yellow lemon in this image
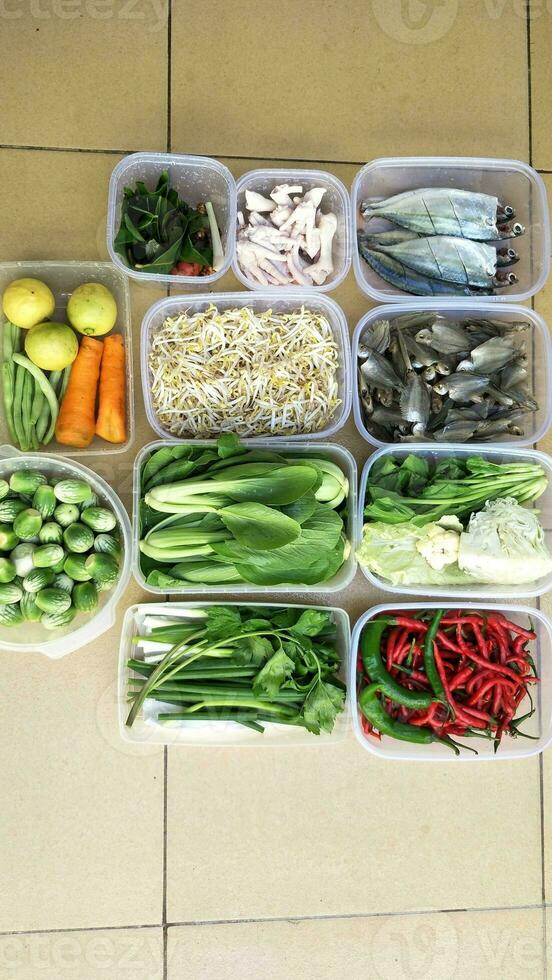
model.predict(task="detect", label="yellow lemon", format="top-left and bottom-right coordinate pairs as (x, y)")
top-left (25, 322), bottom-right (79, 371)
top-left (67, 282), bottom-right (117, 336)
top-left (2, 278), bottom-right (55, 329)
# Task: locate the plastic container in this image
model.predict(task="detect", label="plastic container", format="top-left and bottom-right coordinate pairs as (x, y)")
top-left (118, 600), bottom-right (351, 746)
top-left (350, 601), bottom-right (552, 761)
top-left (0, 446), bottom-right (131, 658)
top-left (140, 291), bottom-right (352, 441)
top-left (0, 261), bottom-right (134, 456)
top-left (352, 301), bottom-right (552, 448)
top-left (106, 152), bottom-right (236, 287)
top-left (351, 156), bottom-right (550, 303)
top-left (133, 438), bottom-right (357, 596)
top-left (233, 168), bottom-right (351, 292)
top-left (357, 443), bottom-right (552, 600)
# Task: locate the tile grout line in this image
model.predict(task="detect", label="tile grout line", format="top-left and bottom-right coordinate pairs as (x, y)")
top-left (526, 0), bottom-right (533, 166)
top-left (166, 0), bottom-right (172, 155)
top-left (164, 903), bottom-right (546, 930)
top-left (2, 902), bottom-right (546, 939)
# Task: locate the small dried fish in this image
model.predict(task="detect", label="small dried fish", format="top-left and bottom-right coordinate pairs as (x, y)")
top-left (360, 351), bottom-right (404, 390)
top-left (445, 372), bottom-right (492, 401)
top-left (416, 322), bottom-right (471, 354)
top-left (358, 318), bottom-right (391, 356)
top-left (400, 373), bottom-right (430, 425)
top-left (458, 336), bottom-right (516, 373)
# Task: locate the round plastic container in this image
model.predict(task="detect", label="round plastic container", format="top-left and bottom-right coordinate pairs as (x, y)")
top-left (0, 447), bottom-right (131, 658)
top-left (106, 152), bottom-right (236, 288)
top-left (118, 601), bottom-right (351, 746)
top-left (233, 168), bottom-right (351, 292)
top-left (133, 439), bottom-right (357, 596)
top-left (350, 602), bottom-right (552, 761)
top-left (357, 443), bottom-right (552, 600)
top-left (0, 260), bottom-right (134, 456)
top-left (140, 290), bottom-right (352, 442)
top-left (352, 301), bottom-right (552, 448)
top-left (351, 156), bottom-right (550, 303)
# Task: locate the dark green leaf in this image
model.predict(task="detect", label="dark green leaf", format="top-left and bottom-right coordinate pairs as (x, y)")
top-left (217, 433), bottom-right (245, 459)
top-left (289, 609), bottom-right (332, 637)
top-left (302, 681), bottom-right (345, 734)
top-left (205, 605), bottom-right (242, 642)
top-left (252, 649), bottom-right (295, 699)
top-left (219, 502), bottom-right (301, 550)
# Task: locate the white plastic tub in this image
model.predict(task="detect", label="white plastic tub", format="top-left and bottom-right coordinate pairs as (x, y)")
top-left (133, 439), bottom-right (357, 596)
top-left (350, 602), bottom-right (552, 761)
top-left (233, 168), bottom-right (351, 292)
top-left (352, 157), bottom-right (550, 303)
top-left (0, 261), bottom-right (134, 456)
top-left (106, 152), bottom-right (236, 287)
top-left (140, 290), bottom-right (352, 441)
top-left (0, 446), bottom-right (131, 659)
top-left (352, 301), bottom-right (552, 448)
top-left (118, 601), bottom-right (351, 746)
top-left (357, 443), bottom-right (552, 600)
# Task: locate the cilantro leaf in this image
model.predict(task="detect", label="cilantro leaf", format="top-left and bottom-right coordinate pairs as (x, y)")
top-left (252, 650), bottom-right (295, 699)
top-left (302, 681), bottom-right (345, 734)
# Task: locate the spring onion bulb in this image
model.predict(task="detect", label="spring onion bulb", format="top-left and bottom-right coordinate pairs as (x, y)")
top-left (149, 304), bottom-right (341, 437)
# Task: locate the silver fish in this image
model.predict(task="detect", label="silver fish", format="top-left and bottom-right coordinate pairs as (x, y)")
top-left (361, 187), bottom-right (506, 241)
top-left (416, 322), bottom-right (471, 354)
top-left (361, 229), bottom-right (422, 247)
top-left (496, 247), bottom-right (519, 267)
top-left (372, 236), bottom-right (499, 288)
top-left (458, 336), bottom-right (517, 373)
top-left (360, 351), bottom-right (404, 390)
top-left (358, 318), bottom-right (391, 356)
top-left (358, 241), bottom-right (491, 296)
top-left (499, 362), bottom-right (527, 388)
top-left (400, 373), bottom-right (430, 426)
top-left (445, 372), bottom-right (491, 401)
top-left (403, 333), bottom-right (440, 367)
top-left (371, 406), bottom-right (404, 427)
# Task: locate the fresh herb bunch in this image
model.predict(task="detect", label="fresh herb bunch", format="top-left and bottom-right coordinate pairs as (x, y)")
top-left (126, 604), bottom-right (346, 735)
top-left (113, 171), bottom-right (215, 275)
top-left (365, 453), bottom-right (547, 527)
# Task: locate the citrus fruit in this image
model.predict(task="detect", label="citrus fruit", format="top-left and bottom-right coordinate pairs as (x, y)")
top-left (2, 278), bottom-right (55, 329)
top-left (66, 282), bottom-right (117, 336)
top-left (25, 322), bottom-right (79, 371)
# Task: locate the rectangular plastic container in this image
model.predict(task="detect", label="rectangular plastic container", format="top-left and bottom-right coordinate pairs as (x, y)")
top-left (106, 152), bottom-right (236, 287)
top-left (357, 443), bottom-right (552, 600)
top-left (350, 602), bottom-right (552, 761)
top-left (233, 168), bottom-right (351, 292)
top-left (0, 261), bottom-right (134, 456)
top-left (140, 290), bottom-right (352, 442)
top-left (133, 438), bottom-right (357, 596)
top-left (352, 301), bottom-right (552, 448)
top-left (351, 156), bottom-right (550, 303)
top-left (118, 600), bottom-right (351, 746)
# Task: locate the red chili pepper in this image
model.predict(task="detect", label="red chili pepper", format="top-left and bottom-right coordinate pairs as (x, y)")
top-left (449, 665), bottom-right (474, 691)
top-left (487, 613), bottom-right (536, 640)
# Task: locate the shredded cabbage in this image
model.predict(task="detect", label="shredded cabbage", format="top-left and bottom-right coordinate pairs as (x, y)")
top-left (458, 497), bottom-right (552, 585)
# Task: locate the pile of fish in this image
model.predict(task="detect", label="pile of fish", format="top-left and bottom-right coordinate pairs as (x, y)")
top-left (357, 313), bottom-right (537, 443)
top-left (358, 187), bottom-right (524, 296)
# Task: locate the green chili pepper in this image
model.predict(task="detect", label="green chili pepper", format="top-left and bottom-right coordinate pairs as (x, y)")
top-left (360, 619), bottom-right (433, 710)
top-left (359, 684), bottom-right (459, 754)
top-left (423, 609), bottom-right (447, 703)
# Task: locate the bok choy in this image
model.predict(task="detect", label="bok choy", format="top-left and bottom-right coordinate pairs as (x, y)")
top-left (138, 435), bottom-right (350, 588)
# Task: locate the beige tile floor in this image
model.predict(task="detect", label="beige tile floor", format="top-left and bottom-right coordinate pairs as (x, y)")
top-left (0, 1), bottom-right (551, 977)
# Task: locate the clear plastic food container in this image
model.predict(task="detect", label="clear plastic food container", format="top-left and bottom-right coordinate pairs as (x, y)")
top-left (351, 156), bottom-right (550, 303)
top-left (133, 439), bottom-right (357, 596)
top-left (106, 152), bottom-right (236, 287)
top-left (357, 443), bottom-right (552, 600)
top-left (0, 446), bottom-right (131, 659)
top-left (352, 301), bottom-right (552, 448)
top-left (140, 290), bottom-right (352, 441)
top-left (118, 600), bottom-right (351, 746)
top-left (0, 261), bottom-right (134, 456)
top-left (350, 601), bottom-right (552, 761)
top-left (233, 168), bottom-right (351, 292)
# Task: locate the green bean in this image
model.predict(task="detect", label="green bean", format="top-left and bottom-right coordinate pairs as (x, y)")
top-left (12, 364), bottom-right (27, 450)
top-left (58, 364), bottom-right (71, 401)
top-left (2, 323), bottom-right (17, 443)
top-left (48, 370), bottom-right (62, 396)
top-left (21, 371), bottom-right (34, 450)
top-left (12, 354), bottom-right (59, 446)
top-left (30, 383), bottom-right (45, 426)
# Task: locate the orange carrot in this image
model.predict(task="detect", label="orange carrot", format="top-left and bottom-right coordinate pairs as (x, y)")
top-left (95, 334), bottom-right (127, 444)
top-left (55, 336), bottom-right (103, 448)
